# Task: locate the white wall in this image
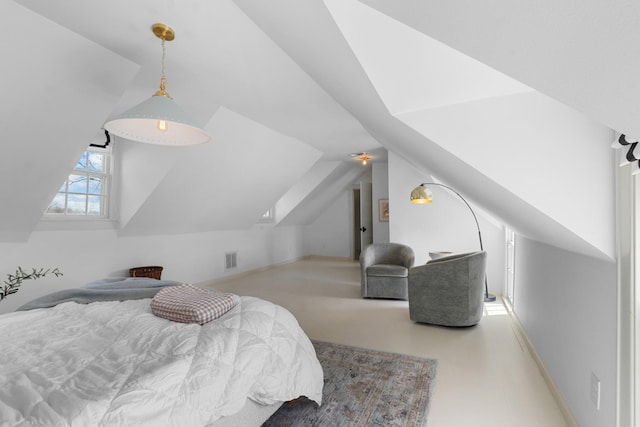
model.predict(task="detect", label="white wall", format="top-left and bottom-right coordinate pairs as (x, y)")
top-left (513, 236), bottom-right (617, 427)
top-left (388, 151), bottom-right (505, 295)
top-left (302, 191), bottom-right (353, 258)
top-left (372, 161), bottom-right (390, 243)
top-left (301, 162), bottom-right (392, 257)
top-left (0, 225), bottom-right (305, 315)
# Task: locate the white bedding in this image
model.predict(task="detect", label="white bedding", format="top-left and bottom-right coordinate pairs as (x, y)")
top-left (0, 296), bottom-right (323, 426)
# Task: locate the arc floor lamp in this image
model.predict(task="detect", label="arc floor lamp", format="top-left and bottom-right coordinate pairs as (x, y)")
top-left (410, 182), bottom-right (496, 302)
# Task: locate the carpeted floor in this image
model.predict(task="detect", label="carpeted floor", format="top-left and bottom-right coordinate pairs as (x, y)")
top-left (263, 340), bottom-right (438, 427)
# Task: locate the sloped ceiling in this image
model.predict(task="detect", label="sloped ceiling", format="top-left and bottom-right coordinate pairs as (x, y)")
top-left (0, 1), bottom-right (138, 241)
top-left (7, 0), bottom-right (380, 241)
top-left (275, 161), bottom-right (344, 224)
top-left (3, 0), bottom-right (627, 260)
top-left (235, 0), bottom-right (615, 259)
top-left (324, 0), bottom-right (533, 115)
top-left (119, 107), bottom-right (323, 235)
top-left (362, 0), bottom-right (640, 138)
top-left (279, 162), bottom-right (368, 227)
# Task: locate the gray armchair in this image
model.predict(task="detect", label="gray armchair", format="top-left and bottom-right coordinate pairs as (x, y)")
top-left (408, 251), bottom-right (487, 327)
top-left (360, 243), bottom-right (415, 300)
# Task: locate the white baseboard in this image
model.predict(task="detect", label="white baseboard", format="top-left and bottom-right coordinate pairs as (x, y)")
top-left (197, 255), bottom-right (357, 289)
top-left (197, 255), bottom-right (357, 288)
top-left (196, 257), bottom-right (303, 288)
top-left (303, 255), bottom-right (355, 262)
top-left (502, 297), bottom-right (580, 427)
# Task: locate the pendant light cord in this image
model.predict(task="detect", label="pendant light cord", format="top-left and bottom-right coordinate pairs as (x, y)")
top-left (154, 37), bottom-right (171, 98)
top-left (161, 38), bottom-right (166, 87)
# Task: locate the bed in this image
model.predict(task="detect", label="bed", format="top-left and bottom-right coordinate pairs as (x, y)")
top-left (0, 278), bottom-right (324, 426)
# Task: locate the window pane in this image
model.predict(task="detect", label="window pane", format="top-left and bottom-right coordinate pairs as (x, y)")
top-left (87, 152), bottom-right (104, 172)
top-left (45, 149), bottom-right (111, 219)
top-left (68, 174), bottom-right (87, 193)
top-left (46, 193), bottom-right (66, 214)
top-left (87, 195), bottom-right (102, 215)
top-left (67, 194), bottom-right (86, 214)
top-left (75, 152), bottom-right (88, 171)
top-left (88, 176), bottom-right (102, 195)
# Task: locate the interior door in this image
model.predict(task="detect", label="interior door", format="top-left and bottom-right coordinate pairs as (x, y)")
top-left (360, 182), bottom-right (373, 252)
top-left (353, 189), bottom-right (361, 260)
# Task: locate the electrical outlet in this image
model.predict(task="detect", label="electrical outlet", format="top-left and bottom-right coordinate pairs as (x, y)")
top-left (590, 372), bottom-right (601, 410)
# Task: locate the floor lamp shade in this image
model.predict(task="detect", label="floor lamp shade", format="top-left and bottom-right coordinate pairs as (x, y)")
top-left (410, 184), bottom-right (433, 204)
top-left (104, 95), bottom-right (210, 146)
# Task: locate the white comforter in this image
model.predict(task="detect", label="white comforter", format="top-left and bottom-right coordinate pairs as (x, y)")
top-left (0, 296), bottom-right (323, 426)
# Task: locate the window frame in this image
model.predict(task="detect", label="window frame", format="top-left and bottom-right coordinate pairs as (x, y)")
top-left (43, 146), bottom-right (113, 220)
top-left (258, 207), bottom-right (275, 224)
top-left (617, 162), bottom-right (637, 427)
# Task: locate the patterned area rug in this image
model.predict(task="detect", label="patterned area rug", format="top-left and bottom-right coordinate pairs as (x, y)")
top-left (262, 340), bottom-right (438, 427)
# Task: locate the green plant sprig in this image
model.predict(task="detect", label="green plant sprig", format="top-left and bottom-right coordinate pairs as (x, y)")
top-left (0, 267), bottom-right (63, 301)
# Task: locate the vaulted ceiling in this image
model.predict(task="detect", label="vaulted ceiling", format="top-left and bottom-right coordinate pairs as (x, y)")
top-left (4, 0), bottom-right (634, 260)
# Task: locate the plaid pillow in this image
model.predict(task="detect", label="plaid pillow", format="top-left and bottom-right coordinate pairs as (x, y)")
top-left (151, 284), bottom-right (238, 325)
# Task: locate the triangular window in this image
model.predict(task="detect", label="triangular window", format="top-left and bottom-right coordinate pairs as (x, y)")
top-left (44, 147), bottom-right (111, 217)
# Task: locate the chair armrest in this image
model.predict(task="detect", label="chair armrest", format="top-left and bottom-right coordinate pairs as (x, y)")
top-left (399, 246), bottom-right (415, 269)
top-left (360, 245), bottom-right (377, 269)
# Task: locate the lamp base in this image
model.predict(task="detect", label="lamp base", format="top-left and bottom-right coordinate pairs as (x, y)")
top-left (484, 293), bottom-right (497, 302)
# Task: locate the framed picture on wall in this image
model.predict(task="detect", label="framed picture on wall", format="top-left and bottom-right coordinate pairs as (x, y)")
top-left (378, 198), bottom-right (389, 222)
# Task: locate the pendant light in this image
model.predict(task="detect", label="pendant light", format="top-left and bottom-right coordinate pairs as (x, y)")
top-left (350, 152), bottom-right (373, 165)
top-left (104, 23), bottom-right (210, 146)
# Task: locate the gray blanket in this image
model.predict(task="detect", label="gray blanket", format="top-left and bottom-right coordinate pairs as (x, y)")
top-left (18, 277), bottom-right (183, 311)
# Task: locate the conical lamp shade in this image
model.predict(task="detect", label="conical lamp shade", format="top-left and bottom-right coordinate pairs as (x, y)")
top-left (104, 95), bottom-right (210, 146)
